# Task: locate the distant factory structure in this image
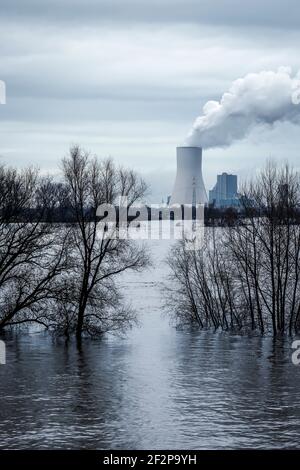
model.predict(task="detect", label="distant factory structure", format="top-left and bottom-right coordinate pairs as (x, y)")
top-left (170, 146), bottom-right (208, 206)
top-left (168, 146), bottom-right (240, 210)
top-left (209, 173), bottom-right (239, 208)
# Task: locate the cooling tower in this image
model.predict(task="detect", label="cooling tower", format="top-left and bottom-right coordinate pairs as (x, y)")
top-left (169, 146), bottom-right (208, 206)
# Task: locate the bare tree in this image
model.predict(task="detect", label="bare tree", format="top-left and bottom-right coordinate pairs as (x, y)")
top-left (35, 176), bottom-right (71, 222)
top-left (0, 165), bottom-right (69, 331)
top-left (57, 146), bottom-right (149, 340)
top-left (166, 162), bottom-right (300, 336)
top-left (232, 162), bottom-right (300, 334)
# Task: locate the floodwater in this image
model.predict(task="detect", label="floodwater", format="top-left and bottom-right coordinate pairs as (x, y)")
top-left (0, 236), bottom-right (300, 449)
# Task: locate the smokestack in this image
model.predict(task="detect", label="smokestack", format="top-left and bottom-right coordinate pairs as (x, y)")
top-left (170, 146), bottom-right (208, 206)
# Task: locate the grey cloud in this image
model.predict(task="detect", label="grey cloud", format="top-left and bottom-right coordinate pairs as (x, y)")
top-left (1, 0), bottom-right (300, 203)
top-left (2, 20), bottom-right (300, 107)
top-left (0, 96), bottom-right (206, 124)
top-left (1, 0), bottom-right (300, 29)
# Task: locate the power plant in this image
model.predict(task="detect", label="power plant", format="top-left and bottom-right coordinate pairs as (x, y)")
top-left (209, 173), bottom-right (239, 208)
top-left (169, 146), bottom-right (208, 206)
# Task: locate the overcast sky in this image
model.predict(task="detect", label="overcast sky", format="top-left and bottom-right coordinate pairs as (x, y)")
top-left (1, 0), bottom-right (300, 201)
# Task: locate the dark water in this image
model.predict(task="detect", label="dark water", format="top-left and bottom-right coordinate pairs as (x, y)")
top-left (1, 239), bottom-right (300, 449)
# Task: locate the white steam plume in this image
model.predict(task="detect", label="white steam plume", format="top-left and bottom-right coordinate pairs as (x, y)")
top-left (186, 67), bottom-right (300, 149)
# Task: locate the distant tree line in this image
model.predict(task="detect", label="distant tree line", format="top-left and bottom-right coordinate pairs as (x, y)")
top-left (0, 146), bottom-right (149, 341)
top-left (166, 162), bottom-right (300, 336)
top-left (8, 189), bottom-right (276, 226)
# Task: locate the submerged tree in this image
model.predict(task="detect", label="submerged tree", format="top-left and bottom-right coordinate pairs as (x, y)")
top-left (0, 166), bottom-right (69, 330)
top-left (0, 148), bottom-right (150, 340)
top-left (166, 162), bottom-right (300, 336)
top-left (55, 146), bottom-right (149, 340)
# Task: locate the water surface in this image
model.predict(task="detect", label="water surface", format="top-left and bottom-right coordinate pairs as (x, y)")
top-left (0, 238), bottom-right (300, 449)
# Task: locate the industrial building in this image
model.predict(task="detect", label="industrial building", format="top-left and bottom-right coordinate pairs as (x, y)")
top-left (209, 173), bottom-right (239, 208)
top-left (169, 146), bottom-right (208, 206)
top-left (168, 147), bottom-right (240, 210)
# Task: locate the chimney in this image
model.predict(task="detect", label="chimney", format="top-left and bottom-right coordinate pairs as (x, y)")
top-left (169, 146), bottom-right (208, 206)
